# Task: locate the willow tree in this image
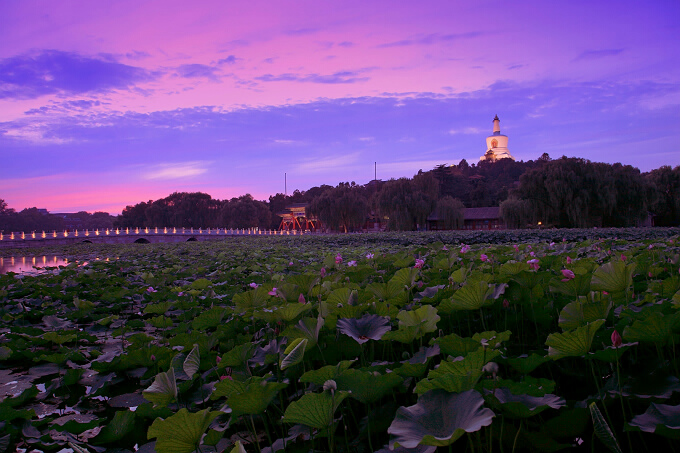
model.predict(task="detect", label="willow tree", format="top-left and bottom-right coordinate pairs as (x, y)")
top-left (308, 183), bottom-right (369, 232)
top-left (511, 157), bottom-right (650, 227)
top-left (372, 172), bottom-right (439, 231)
top-left (645, 165), bottom-right (680, 226)
top-left (435, 196), bottom-right (465, 229)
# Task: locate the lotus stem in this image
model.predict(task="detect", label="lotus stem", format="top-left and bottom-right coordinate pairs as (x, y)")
top-left (511, 420), bottom-right (521, 453)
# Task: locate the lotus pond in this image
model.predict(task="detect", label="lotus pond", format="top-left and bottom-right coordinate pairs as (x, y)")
top-left (1, 229), bottom-right (680, 453)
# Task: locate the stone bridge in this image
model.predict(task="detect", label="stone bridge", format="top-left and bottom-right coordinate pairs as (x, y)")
top-left (0, 227), bottom-right (306, 249)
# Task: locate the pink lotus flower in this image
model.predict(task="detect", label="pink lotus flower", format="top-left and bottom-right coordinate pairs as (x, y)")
top-left (529, 251), bottom-right (535, 257)
top-left (414, 258), bottom-right (425, 269)
top-left (320, 267), bottom-right (326, 277)
top-left (527, 259), bottom-right (539, 271)
top-left (249, 282), bottom-right (258, 289)
top-left (566, 256), bottom-right (572, 264)
top-left (621, 254), bottom-right (627, 261)
top-left (150, 355), bottom-right (156, 361)
top-left (561, 269), bottom-right (575, 282)
top-left (216, 356), bottom-right (222, 364)
top-left (418, 280), bottom-right (424, 288)
top-left (289, 261), bottom-right (294, 266)
top-left (268, 287), bottom-right (278, 296)
top-left (611, 330), bottom-right (622, 348)
top-left (460, 244), bottom-right (469, 254)
top-left (335, 254), bottom-right (343, 264)
top-left (177, 291), bottom-right (185, 296)
top-left (513, 245), bottom-right (519, 252)
top-left (146, 287), bottom-right (157, 293)
top-left (648, 272), bottom-right (653, 278)
top-left (366, 253), bottom-right (374, 259)
top-left (220, 375), bottom-right (233, 381)
top-left (298, 293), bottom-right (306, 304)
top-left (347, 260), bottom-right (357, 267)
top-left (442, 245), bottom-right (448, 251)
top-left (480, 254), bottom-right (488, 262)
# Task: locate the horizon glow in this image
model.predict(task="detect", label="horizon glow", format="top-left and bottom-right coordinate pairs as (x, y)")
top-left (1, 0), bottom-right (679, 214)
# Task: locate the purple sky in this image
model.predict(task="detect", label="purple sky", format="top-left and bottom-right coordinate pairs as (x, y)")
top-left (1, 0), bottom-right (679, 214)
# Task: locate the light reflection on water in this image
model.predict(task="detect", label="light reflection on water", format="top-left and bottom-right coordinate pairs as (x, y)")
top-left (0, 256), bottom-right (114, 274)
top-left (0, 256), bottom-right (70, 274)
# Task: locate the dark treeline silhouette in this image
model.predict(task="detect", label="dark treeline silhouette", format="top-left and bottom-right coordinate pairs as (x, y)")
top-left (115, 192), bottom-right (272, 230)
top-left (0, 200), bottom-right (116, 233)
top-left (3, 156), bottom-right (680, 233)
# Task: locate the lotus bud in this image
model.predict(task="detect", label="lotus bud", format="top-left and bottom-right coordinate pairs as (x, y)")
top-left (298, 293), bottom-right (306, 304)
top-left (216, 356), bottom-right (222, 364)
top-left (611, 330), bottom-right (622, 348)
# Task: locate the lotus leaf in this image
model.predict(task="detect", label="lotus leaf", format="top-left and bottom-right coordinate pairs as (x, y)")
top-left (433, 332), bottom-right (481, 357)
top-left (335, 369), bottom-right (403, 404)
top-left (397, 305), bottom-right (440, 338)
top-left (233, 287), bottom-right (271, 313)
top-left (485, 387), bottom-right (565, 418)
top-left (144, 301), bottom-right (172, 315)
top-left (628, 402), bottom-right (680, 439)
top-left (367, 281), bottom-right (407, 302)
top-left (590, 402), bottom-right (623, 453)
top-left (223, 378), bottom-right (287, 417)
top-left (549, 273), bottom-right (591, 297)
top-left (558, 293), bottom-right (612, 331)
top-left (190, 278), bottom-right (211, 290)
top-left (504, 353), bottom-right (550, 374)
top-left (293, 315), bottom-right (324, 348)
top-left (336, 314), bottom-right (391, 344)
top-left (444, 281), bottom-right (507, 312)
top-left (415, 348), bottom-right (501, 394)
top-left (623, 311), bottom-right (680, 345)
top-left (219, 343), bottom-right (254, 368)
top-left (327, 287), bottom-right (359, 307)
top-left (300, 360), bottom-right (356, 385)
top-left (280, 338), bottom-right (307, 370)
top-left (591, 261), bottom-right (635, 298)
top-left (183, 344), bottom-right (200, 378)
top-left (230, 440), bottom-right (247, 453)
top-left (190, 307), bottom-right (226, 330)
top-left (282, 390), bottom-right (350, 429)
top-left (147, 408), bottom-right (221, 453)
top-left (390, 267), bottom-right (420, 289)
top-left (143, 368), bottom-right (177, 407)
top-left (545, 319), bottom-right (605, 360)
top-left (388, 389), bottom-right (494, 448)
top-left (91, 410), bottom-right (136, 444)
top-left (254, 302), bottom-right (312, 323)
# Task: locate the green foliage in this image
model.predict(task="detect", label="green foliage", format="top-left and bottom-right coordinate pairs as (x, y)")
top-left (147, 409), bottom-right (221, 453)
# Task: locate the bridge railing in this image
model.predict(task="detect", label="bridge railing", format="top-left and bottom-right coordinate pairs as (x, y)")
top-left (0, 227), bottom-right (311, 242)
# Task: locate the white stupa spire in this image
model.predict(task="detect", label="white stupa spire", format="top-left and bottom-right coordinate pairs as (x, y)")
top-left (480, 115), bottom-right (514, 161)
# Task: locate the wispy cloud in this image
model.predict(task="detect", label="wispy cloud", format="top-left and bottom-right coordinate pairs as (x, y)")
top-left (449, 127), bottom-right (482, 135)
top-left (0, 50), bottom-right (154, 99)
top-left (378, 32), bottom-right (483, 48)
top-left (256, 70), bottom-right (370, 84)
top-left (574, 48), bottom-right (625, 61)
top-left (175, 64), bottom-right (220, 81)
top-left (217, 55), bottom-right (239, 65)
top-left (143, 161), bottom-right (210, 180)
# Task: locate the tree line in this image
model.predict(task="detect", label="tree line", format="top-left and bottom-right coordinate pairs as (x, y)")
top-left (0, 201), bottom-right (116, 233)
top-left (3, 156), bottom-right (680, 232)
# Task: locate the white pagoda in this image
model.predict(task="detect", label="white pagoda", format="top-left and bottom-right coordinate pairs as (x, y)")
top-left (480, 115), bottom-right (514, 161)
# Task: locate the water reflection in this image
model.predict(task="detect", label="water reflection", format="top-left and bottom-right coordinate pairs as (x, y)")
top-left (0, 256), bottom-right (70, 274)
